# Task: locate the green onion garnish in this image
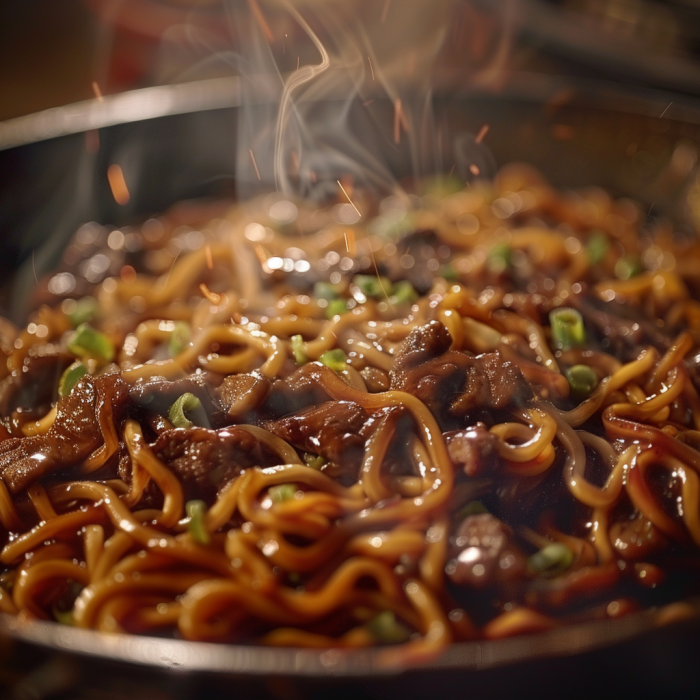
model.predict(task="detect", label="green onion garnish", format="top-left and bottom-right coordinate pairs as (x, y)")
top-left (67, 323), bottom-right (114, 362)
top-left (58, 361), bottom-right (88, 398)
top-left (353, 274), bottom-right (391, 299)
top-left (269, 483), bottom-right (298, 503)
top-left (168, 321), bottom-right (191, 357)
top-left (487, 243), bottom-right (512, 274)
top-left (314, 281), bottom-right (340, 301)
top-left (528, 543), bottom-right (574, 577)
top-left (439, 264), bottom-right (458, 282)
top-left (319, 349), bottom-right (348, 372)
top-left (303, 453), bottom-right (326, 470)
top-left (168, 393), bottom-right (202, 429)
top-left (456, 501), bottom-right (488, 520)
top-left (68, 297), bottom-right (99, 327)
top-left (586, 230), bottom-right (609, 265)
top-left (389, 280), bottom-right (418, 306)
top-left (325, 299), bottom-right (349, 319)
top-left (186, 499), bottom-right (210, 545)
top-left (565, 364), bottom-right (598, 399)
top-left (614, 255), bottom-right (643, 281)
top-left (549, 307), bottom-right (586, 351)
top-left (367, 611), bottom-right (411, 644)
top-left (291, 334), bottom-right (308, 365)
top-left (53, 607), bottom-right (75, 626)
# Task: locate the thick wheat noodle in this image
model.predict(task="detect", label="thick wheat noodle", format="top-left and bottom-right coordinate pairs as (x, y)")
top-left (27, 484), bottom-right (57, 521)
top-left (490, 408), bottom-right (557, 463)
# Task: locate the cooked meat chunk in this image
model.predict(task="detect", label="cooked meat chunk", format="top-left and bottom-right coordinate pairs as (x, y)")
top-left (445, 424), bottom-right (498, 477)
top-left (0, 343), bottom-right (73, 417)
top-left (446, 513), bottom-right (525, 588)
top-left (610, 515), bottom-right (669, 561)
top-left (390, 321), bottom-right (531, 424)
top-left (0, 373), bottom-right (129, 494)
top-left (130, 373), bottom-right (224, 427)
top-left (263, 364), bottom-right (334, 419)
top-left (217, 371), bottom-right (271, 422)
top-left (265, 401), bottom-right (369, 479)
top-left (149, 426), bottom-right (278, 505)
top-left (360, 367), bottom-right (390, 393)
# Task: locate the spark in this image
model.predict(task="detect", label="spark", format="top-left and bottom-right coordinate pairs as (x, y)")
top-left (249, 149), bottom-right (261, 180)
top-left (160, 248), bottom-right (182, 293)
top-left (660, 102), bottom-right (673, 118)
top-left (246, 0), bottom-right (274, 43)
top-left (200, 283), bottom-right (221, 305)
top-left (381, 0), bottom-right (391, 23)
top-left (296, 56), bottom-right (300, 71)
top-left (107, 164), bottom-right (130, 205)
top-left (394, 98), bottom-right (409, 144)
top-left (362, 99), bottom-right (375, 107)
top-left (91, 81), bottom-right (104, 102)
top-left (475, 124), bottom-right (490, 144)
top-left (448, 163), bottom-right (456, 177)
top-left (205, 245), bottom-right (213, 270)
top-left (368, 56), bottom-right (375, 81)
top-left (344, 230), bottom-right (356, 256)
top-left (469, 164), bottom-right (480, 176)
top-left (32, 250), bottom-right (37, 285)
top-left (337, 180), bottom-right (361, 218)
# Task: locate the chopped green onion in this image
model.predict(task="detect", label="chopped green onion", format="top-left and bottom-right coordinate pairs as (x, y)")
top-left (168, 321), bottom-right (191, 357)
top-left (456, 501), bottom-right (488, 520)
top-left (269, 483), bottom-right (298, 503)
top-left (586, 230), bottom-right (609, 265)
top-left (319, 349), bottom-right (348, 372)
top-left (487, 243), bottom-right (512, 274)
top-left (168, 392), bottom-right (202, 429)
top-left (549, 307), bottom-right (586, 351)
top-left (565, 364), bottom-right (598, 399)
top-left (186, 500), bottom-right (210, 545)
top-left (439, 264), bottom-right (458, 282)
top-left (68, 297), bottom-right (99, 327)
top-left (528, 543), bottom-right (574, 577)
top-left (421, 174), bottom-right (464, 198)
top-left (291, 334), bottom-right (307, 365)
top-left (67, 323), bottom-right (114, 362)
top-left (58, 361), bottom-right (88, 398)
top-left (325, 299), bottom-right (349, 319)
top-left (303, 453), bottom-right (326, 470)
top-left (314, 281), bottom-right (340, 301)
top-left (53, 607), bottom-right (74, 626)
top-left (353, 274), bottom-right (391, 299)
top-left (389, 280), bottom-right (418, 306)
top-left (367, 611), bottom-right (411, 644)
top-left (615, 255), bottom-right (643, 281)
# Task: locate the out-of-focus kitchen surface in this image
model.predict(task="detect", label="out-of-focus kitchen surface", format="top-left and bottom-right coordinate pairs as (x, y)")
top-left (4, 0), bottom-right (700, 123)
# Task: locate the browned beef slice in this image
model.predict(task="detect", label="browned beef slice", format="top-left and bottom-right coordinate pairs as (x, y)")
top-left (446, 513), bottom-right (525, 588)
top-left (217, 371), bottom-right (271, 422)
top-left (0, 373), bottom-right (129, 494)
top-left (150, 426), bottom-right (277, 504)
top-left (610, 515), bottom-right (668, 561)
top-left (445, 423), bottom-right (498, 477)
top-left (264, 401), bottom-right (368, 473)
top-left (390, 321), bottom-right (531, 421)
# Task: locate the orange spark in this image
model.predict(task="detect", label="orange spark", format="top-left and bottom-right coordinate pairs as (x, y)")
top-left (246, 0), bottom-right (274, 43)
top-left (337, 180), bottom-right (361, 218)
top-left (551, 124), bottom-right (574, 141)
top-left (381, 0), bottom-right (391, 23)
top-left (205, 245), bottom-right (213, 270)
top-left (475, 124), bottom-right (490, 144)
top-left (469, 164), bottom-right (480, 176)
top-left (344, 230), bottom-right (356, 256)
top-left (120, 265), bottom-right (136, 283)
top-left (107, 164), bottom-right (130, 205)
top-left (393, 99), bottom-right (409, 144)
top-left (91, 81), bottom-right (104, 102)
top-left (368, 56), bottom-right (375, 81)
top-left (249, 149), bottom-right (261, 180)
top-left (200, 283), bottom-right (221, 305)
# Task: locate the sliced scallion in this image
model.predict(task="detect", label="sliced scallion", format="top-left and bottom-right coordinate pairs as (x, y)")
top-left (319, 349), bottom-right (347, 372)
top-left (303, 453), bottom-right (326, 470)
top-left (314, 281), bottom-right (340, 301)
top-left (456, 501), bottom-right (488, 520)
top-left (168, 321), bottom-right (191, 357)
top-left (439, 263), bottom-right (458, 282)
top-left (186, 499), bottom-right (210, 545)
top-left (67, 323), bottom-right (114, 362)
top-left (353, 274), bottom-right (390, 299)
top-left (53, 607), bottom-right (74, 626)
top-left (367, 611), bottom-right (411, 644)
top-left (487, 243), bottom-right (512, 274)
top-left (68, 297), bottom-right (99, 327)
top-left (168, 392), bottom-right (202, 429)
top-left (565, 364), bottom-right (598, 398)
top-left (291, 334), bottom-right (307, 365)
top-left (58, 361), bottom-right (88, 398)
top-left (325, 299), bottom-right (349, 319)
top-left (389, 280), bottom-right (418, 306)
top-left (528, 543), bottom-right (574, 577)
top-left (614, 255), bottom-right (643, 281)
top-left (269, 483), bottom-right (297, 503)
top-left (549, 307), bottom-right (586, 351)
top-left (586, 230), bottom-right (609, 265)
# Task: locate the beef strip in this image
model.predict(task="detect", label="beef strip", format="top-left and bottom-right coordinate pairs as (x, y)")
top-left (390, 320), bottom-right (531, 426)
top-left (446, 512), bottom-right (526, 588)
top-left (147, 426), bottom-right (278, 505)
top-left (264, 401), bottom-right (370, 481)
top-left (130, 372), bottom-right (225, 428)
top-left (445, 424), bottom-right (499, 477)
top-left (0, 373), bottom-right (129, 494)
top-left (610, 514), bottom-right (669, 561)
top-left (217, 371), bottom-right (271, 422)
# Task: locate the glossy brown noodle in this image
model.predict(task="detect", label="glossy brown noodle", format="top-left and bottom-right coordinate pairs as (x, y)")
top-left (1, 163), bottom-right (700, 666)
